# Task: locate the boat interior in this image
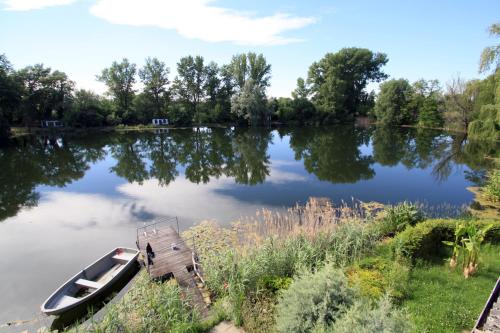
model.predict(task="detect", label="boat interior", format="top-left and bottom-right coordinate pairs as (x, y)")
top-left (44, 248), bottom-right (138, 311)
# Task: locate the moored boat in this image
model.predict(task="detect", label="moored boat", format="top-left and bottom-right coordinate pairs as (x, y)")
top-left (41, 247), bottom-right (139, 316)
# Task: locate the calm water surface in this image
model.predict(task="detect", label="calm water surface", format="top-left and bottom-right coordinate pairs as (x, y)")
top-left (0, 125), bottom-right (497, 328)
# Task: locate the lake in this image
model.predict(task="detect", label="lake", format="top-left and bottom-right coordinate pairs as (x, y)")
top-left (0, 125), bottom-right (497, 329)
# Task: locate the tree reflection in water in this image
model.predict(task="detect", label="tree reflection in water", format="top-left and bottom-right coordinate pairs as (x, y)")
top-left (0, 126), bottom-right (496, 222)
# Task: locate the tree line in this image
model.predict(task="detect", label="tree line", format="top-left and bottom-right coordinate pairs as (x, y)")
top-left (0, 52), bottom-right (274, 139)
top-left (0, 23), bottom-right (498, 140)
top-left (0, 47), bottom-right (392, 139)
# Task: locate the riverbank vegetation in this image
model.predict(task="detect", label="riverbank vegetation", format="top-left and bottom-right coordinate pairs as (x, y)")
top-left (1, 23), bottom-right (498, 141)
top-left (57, 198), bottom-right (499, 333)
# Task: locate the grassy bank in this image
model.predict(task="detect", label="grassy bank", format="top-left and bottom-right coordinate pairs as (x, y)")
top-left (9, 123), bottom-right (238, 138)
top-left (58, 199), bottom-right (499, 333)
top-left (403, 244), bottom-right (500, 332)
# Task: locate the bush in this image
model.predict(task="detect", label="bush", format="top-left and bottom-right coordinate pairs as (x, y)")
top-left (257, 276), bottom-right (293, 293)
top-left (376, 201), bottom-right (425, 237)
top-left (275, 266), bottom-right (356, 333)
top-left (324, 296), bottom-right (412, 333)
top-left (484, 169), bottom-right (500, 202)
top-left (392, 219), bottom-right (500, 261)
top-left (348, 257), bottom-right (410, 301)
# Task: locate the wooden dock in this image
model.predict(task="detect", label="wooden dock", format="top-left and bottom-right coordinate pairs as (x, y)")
top-left (136, 219), bottom-right (209, 317)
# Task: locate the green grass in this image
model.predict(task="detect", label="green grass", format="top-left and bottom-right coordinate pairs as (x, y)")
top-left (402, 244), bottom-right (500, 333)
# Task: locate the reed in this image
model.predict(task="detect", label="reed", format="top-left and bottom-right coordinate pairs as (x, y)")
top-left (233, 197), bottom-right (372, 248)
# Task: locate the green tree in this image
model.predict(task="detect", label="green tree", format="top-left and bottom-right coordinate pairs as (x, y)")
top-left (418, 96), bottom-right (444, 128)
top-left (479, 23), bottom-right (500, 73)
top-left (307, 48), bottom-right (388, 121)
top-left (172, 55), bottom-right (207, 124)
top-left (132, 92), bottom-right (156, 124)
top-left (138, 57), bottom-right (170, 118)
top-left (231, 79), bottom-right (268, 125)
top-left (65, 89), bottom-right (110, 127)
top-left (228, 52), bottom-right (271, 90)
top-left (444, 76), bottom-right (478, 131)
top-left (374, 79), bottom-right (413, 125)
top-left (468, 104), bottom-right (500, 140)
top-left (97, 58), bottom-right (137, 123)
top-left (276, 97), bottom-right (317, 124)
top-left (291, 77), bottom-right (309, 99)
top-left (16, 64), bottom-right (74, 126)
top-left (0, 54), bottom-right (20, 139)
top-left (412, 79), bottom-right (444, 128)
top-left (204, 62), bottom-right (220, 104)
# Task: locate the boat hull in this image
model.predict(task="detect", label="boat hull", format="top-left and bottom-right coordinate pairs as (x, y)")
top-left (41, 247), bottom-right (139, 316)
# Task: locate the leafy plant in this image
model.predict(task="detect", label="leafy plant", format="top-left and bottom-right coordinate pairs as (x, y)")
top-left (275, 265), bottom-right (356, 333)
top-left (442, 222), bottom-right (467, 269)
top-left (461, 223), bottom-right (493, 278)
top-left (443, 221), bottom-right (493, 277)
top-left (377, 201), bottom-right (424, 237)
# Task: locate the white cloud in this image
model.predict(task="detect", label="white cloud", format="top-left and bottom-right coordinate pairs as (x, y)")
top-left (3, 0), bottom-right (76, 11)
top-left (90, 0), bottom-right (316, 45)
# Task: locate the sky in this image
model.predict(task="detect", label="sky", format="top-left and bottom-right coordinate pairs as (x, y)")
top-left (0, 0), bottom-right (499, 97)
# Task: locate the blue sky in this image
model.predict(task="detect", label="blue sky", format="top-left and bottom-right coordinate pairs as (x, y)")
top-left (1, 0), bottom-right (499, 97)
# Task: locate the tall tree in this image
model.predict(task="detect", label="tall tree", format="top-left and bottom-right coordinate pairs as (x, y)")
top-left (444, 76), bottom-right (479, 131)
top-left (0, 54), bottom-right (20, 139)
top-left (172, 55), bottom-right (207, 123)
top-left (229, 53), bottom-right (271, 90)
top-left (204, 61), bottom-right (221, 106)
top-left (231, 79), bottom-right (268, 125)
top-left (307, 48), bottom-right (388, 121)
top-left (97, 58), bottom-right (137, 122)
top-left (16, 64), bottom-right (73, 125)
top-left (374, 79), bottom-right (414, 126)
top-left (292, 77), bottom-right (310, 100)
top-left (16, 64), bottom-right (51, 125)
top-left (479, 23), bottom-right (500, 73)
top-left (412, 79), bottom-right (444, 128)
top-left (138, 57), bottom-right (170, 118)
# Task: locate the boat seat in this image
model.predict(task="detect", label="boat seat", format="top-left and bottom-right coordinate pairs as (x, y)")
top-left (75, 278), bottom-right (103, 290)
top-left (55, 295), bottom-right (78, 308)
top-left (112, 252), bottom-right (136, 261)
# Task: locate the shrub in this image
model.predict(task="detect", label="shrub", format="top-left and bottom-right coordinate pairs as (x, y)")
top-left (347, 268), bottom-right (387, 299)
top-left (257, 276), bottom-right (293, 293)
top-left (376, 201), bottom-right (424, 237)
top-left (275, 265), bottom-right (356, 333)
top-left (324, 296), bottom-right (412, 333)
top-left (348, 258), bottom-right (410, 301)
top-left (484, 169), bottom-right (500, 203)
top-left (392, 219), bottom-right (500, 261)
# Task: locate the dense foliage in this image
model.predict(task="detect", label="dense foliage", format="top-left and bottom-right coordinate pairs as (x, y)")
top-left (306, 48), bottom-right (387, 121)
top-left (374, 79), bottom-right (444, 128)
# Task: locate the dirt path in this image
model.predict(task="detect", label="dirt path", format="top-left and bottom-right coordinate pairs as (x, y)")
top-left (209, 321), bottom-right (245, 333)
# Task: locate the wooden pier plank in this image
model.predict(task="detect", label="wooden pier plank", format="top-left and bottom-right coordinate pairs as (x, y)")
top-left (137, 224), bottom-right (209, 317)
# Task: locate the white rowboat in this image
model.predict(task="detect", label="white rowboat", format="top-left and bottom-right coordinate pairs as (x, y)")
top-left (41, 247), bottom-right (139, 316)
